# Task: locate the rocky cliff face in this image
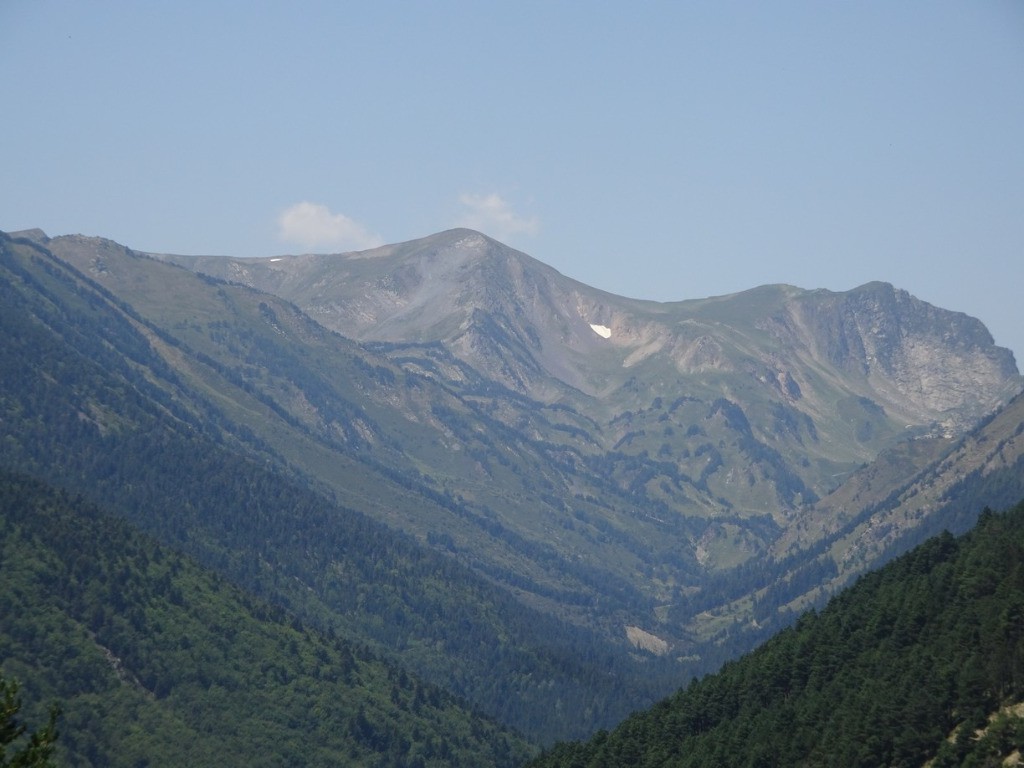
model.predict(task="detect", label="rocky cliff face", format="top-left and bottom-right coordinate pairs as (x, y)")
top-left (774, 282), bottom-right (1019, 432)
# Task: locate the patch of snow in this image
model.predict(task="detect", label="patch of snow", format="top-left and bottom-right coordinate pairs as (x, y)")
top-left (590, 323), bottom-right (612, 339)
top-left (269, 258), bottom-right (283, 262)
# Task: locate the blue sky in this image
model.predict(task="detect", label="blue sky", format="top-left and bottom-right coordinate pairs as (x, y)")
top-left (3, 2), bottom-right (1022, 359)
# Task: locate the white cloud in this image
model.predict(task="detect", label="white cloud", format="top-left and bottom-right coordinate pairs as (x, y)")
top-left (277, 202), bottom-right (384, 251)
top-left (456, 193), bottom-right (539, 240)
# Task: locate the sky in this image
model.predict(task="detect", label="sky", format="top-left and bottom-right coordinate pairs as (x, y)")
top-left (2, 2), bottom-right (1023, 360)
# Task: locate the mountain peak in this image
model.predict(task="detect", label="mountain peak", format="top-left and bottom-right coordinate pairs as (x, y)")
top-left (124, 228), bottom-right (1021, 437)
top-left (426, 227), bottom-right (494, 244)
top-left (7, 228), bottom-right (50, 243)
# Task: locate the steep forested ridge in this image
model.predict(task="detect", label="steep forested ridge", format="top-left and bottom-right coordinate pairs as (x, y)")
top-left (0, 469), bottom-right (533, 767)
top-left (529, 499), bottom-right (1024, 767)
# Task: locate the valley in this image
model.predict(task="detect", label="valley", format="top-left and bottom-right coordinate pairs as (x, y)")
top-left (2, 225), bottom-right (1022, 759)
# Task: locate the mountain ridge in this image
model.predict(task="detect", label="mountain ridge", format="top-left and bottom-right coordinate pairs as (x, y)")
top-left (143, 228), bottom-right (1019, 432)
top-left (4, 225), bottom-right (1023, 744)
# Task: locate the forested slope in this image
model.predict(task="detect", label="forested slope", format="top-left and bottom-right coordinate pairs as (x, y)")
top-left (0, 231), bottom-right (673, 742)
top-left (0, 470), bottom-right (533, 767)
top-left (530, 499), bottom-right (1024, 767)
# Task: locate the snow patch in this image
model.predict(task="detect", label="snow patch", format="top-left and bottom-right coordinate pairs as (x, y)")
top-left (590, 323), bottom-right (612, 339)
top-left (269, 258), bottom-right (282, 262)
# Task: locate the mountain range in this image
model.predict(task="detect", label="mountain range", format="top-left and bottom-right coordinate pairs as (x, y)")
top-left (158, 228), bottom-right (1017, 435)
top-left (2, 225), bottom-right (1022, 751)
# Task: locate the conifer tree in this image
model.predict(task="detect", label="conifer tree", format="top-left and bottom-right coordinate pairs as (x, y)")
top-left (0, 675), bottom-right (59, 768)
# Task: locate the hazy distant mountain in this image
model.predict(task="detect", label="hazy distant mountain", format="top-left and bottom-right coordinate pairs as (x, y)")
top-left (154, 228), bottom-right (1020, 518)
top-left (3, 226), bottom-right (1023, 743)
top-left (158, 229), bottom-right (1018, 435)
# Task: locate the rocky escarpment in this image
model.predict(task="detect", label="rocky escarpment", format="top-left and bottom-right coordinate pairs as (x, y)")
top-left (771, 282), bottom-right (1020, 433)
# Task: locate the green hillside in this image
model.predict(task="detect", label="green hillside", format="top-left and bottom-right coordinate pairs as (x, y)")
top-left (0, 230), bottom-right (670, 743)
top-left (529, 499), bottom-right (1024, 767)
top-left (0, 469), bottom-right (532, 767)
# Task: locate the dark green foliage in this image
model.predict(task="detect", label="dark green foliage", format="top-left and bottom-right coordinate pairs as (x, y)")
top-left (0, 674), bottom-right (58, 768)
top-left (0, 470), bottom-right (532, 767)
top-left (528, 500), bottom-right (1024, 767)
